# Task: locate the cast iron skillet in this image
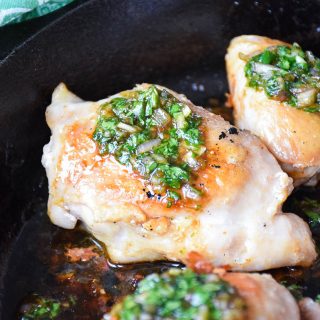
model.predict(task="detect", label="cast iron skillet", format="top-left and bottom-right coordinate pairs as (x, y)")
top-left (1, 0), bottom-right (320, 318)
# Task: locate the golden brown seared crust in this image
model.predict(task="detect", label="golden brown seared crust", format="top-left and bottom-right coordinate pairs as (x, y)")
top-left (226, 35), bottom-right (320, 183)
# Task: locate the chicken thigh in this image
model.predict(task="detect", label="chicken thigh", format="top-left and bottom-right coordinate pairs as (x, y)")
top-left (42, 83), bottom-right (316, 271)
top-left (226, 35), bottom-right (320, 185)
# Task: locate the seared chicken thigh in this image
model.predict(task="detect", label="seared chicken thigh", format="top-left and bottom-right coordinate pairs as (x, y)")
top-left (226, 35), bottom-right (320, 185)
top-left (42, 83), bottom-right (316, 271)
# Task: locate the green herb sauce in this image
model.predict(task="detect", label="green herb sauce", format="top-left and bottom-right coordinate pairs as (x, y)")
top-left (21, 296), bottom-right (61, 320)
top-left (297, 198), bottom-right (320, 228)
top-left (93, 86), bottom-right (206, 205)
top-left (280, 282), bottom-right (304, 300)
top-left (109, 269), bottom-right (246, 320)
top-left (244, 43), bottom-right (320, 112)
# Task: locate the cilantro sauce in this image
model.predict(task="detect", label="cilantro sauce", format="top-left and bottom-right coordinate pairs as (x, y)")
top-left (243, 43), bottom-right (320, 112)
top-left (93, 85), bottom-right (206, 207)
top-left (108, 269), bottom-right (246, 320)
top-left (20, 296), bottom-right (62, 319)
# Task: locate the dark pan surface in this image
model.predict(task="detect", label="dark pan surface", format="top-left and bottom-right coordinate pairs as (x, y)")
top-left (1, 0), bottom-right (320, 318)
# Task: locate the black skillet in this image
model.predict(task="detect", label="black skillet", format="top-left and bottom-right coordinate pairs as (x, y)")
top-left (1, 0), bottom-right (320, 318)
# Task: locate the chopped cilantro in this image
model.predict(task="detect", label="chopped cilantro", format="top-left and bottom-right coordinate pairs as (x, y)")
top-left (168, 103), bottom-right (182, 116)
top-left (108, 269), bottom-right (246, 320)
top-left (122, 131), bottom-right (150, 154)
top-left (181, 127), bottom-right (203, 146)
top-left (158, 165), bottom-right (189, 189)
top-left (166, 190), bottom-right (181, 208)
top-left (281, 281), bottom-right (304, 300)
top-left (167, 189), bottom-right (181, 201)
top-left (93, 85), bottom-right (205, 203)
top-left (187, 114), bottom-right (202, 128)
top-left (244, 43), bottom-right (320, 112)
top-left (145, 85), bottom-right (160, 116)
top-left (111, 97), bottom-right (133, 122)
top-left (298, 198), bottom-right (320, 228)
top-left (259, 49), bottom-right (276, 64)
top-left (154, 137), bottom-right (179, 159)
top-left (21, 297), bottom-right (61, 319)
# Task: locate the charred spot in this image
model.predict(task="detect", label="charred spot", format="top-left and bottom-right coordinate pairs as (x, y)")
top-left (219, 132), bottom-right (226, 140)
top-left (210, 164), bottom-right (221, 168)
top-left (230, 139), bottom-right (234, 143)
top-left (228, 127), bottom-right (238, 135)
top-left (146, 191), bottom-right (155, 198)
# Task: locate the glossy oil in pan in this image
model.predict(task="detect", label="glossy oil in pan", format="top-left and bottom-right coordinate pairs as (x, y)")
top-left (1, 0), bottom-right (320, 318)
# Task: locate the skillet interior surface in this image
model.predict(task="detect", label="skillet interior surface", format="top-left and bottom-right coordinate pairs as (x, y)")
top-left (1, 0), bottom-right (320, 318)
